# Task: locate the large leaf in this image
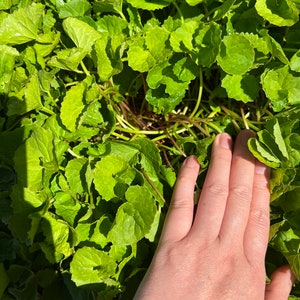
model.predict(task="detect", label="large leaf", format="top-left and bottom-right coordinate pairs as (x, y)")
top-left (0, 4), bottom-right (44, 45)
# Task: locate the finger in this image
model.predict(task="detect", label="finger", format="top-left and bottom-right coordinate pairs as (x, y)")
top-left (244, 160), bottom-right (270, 264)
top-left (265, 265), bottom-right (296, 300)
top-left (219, 130), bottom-right (256, 242)
top-left (160, 156), bottom-right (200, 244)
top-left (190, 133), bottom-right (232, 241)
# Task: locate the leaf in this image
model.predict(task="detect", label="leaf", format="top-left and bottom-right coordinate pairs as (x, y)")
top-left (127, 41), bottom-right (156, 73)
top-left (54, 192), bottom-right (83, 226)
top-left (63, 17), bottom-right (100, 52)
top-left (0, 45), bottom-right (18, 94)
top-left (255, 0), bottom-right (299, 26)
top-left (93, 0), bottom-right (123, 14)
top-left (56, 0), bottom-right (91, 18)
top-left (186, 0), bottom-right (205, 6)
top-left (248, 138), bottom-right (281, 168)
top-left (261, 65), bottom-right (300, 111)
top-left (0, 263), bottom-right (9, 298)
top-left (7, 73), bottom-right (41, 116)
top-left (217, 34), bottom-right (255, 75)
top-left (48, 48), bottom-right (88, 71)
top-left (0, 4), bottom-right (44, 45)
top-left (221, 74), bottom-right (259, 103)
top-left (93, 155), bottom-right (130, 200)
top-left (70, 247), bottom-right (117, 286)
top-left (40, 212), bottom-right (75, 264)
top-left (270, 222), bottom-right (300, 279)
top-left (60, 82), bottom-right (86, 132)
top-left (108, 186), bottom-right (156, 245)
top-left (290, 50), bottom-right (300, 72)
top-left (212, 0), bottom-right (237, 21)
top-left (65, 158), bottom-right (88, 194)
top-left (261, 64), bottom-right (289, 112)
top-left (126, 0), bottom-right (174, 10)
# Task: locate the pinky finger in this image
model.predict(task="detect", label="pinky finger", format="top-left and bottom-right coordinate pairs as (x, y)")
top-left (265, 265), bottom-right (296, 300)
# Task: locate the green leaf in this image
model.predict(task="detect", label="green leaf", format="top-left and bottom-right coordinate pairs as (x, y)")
top-left (54, 192), bottom-right (83, 226)
top-left (261, 64), bottom-right (300, 111)
top-left (248, 138), bottom-right (281, 168)
top-left (255, 0), bottom-right (299, 26)
top-left (261, 65), bottom-right (289, 112)
top-left (0, 263), bottom-right (9, 298)
top-left (63, 17), bottom-right (100, 52)
top-left (0, 4), bottom-right (44, 45)
top-left (270, 222), bottom-right (300, 279)
top-left (93, 155), bottom-right (130, 200)
top-left (127, 41), bottom-right (156, 73)
top-left (0, 45), bottom-right (18, 93)
top-left (70, 246), bottom-right (117, 286)
top-left (290, 50), bottom-right (300, 72)
top-left (56, 0), bottom-right (91, 18)
top-left (65, 158), bottom-right (88, 194)
top-left (48, 48), bottom-right (88, 71)
top-left (217, 34), bottom-right (255, 75)
top-left (40, 212), bottom-right (75, 264)
top-left (93, 0), bottom-right (123, 14)
top-left (221, 74), bottom-right (259, 103)
top-left (0, 0), bottom-right (12, 10)
top-left (108, 185), bottom-right (156, 245)
top-left (186, 0), bottom-right (204, 6)
top-left (60, 82), bottom-right (86, 132)
top-left (7, 73), bottom-right (42, 116)
top-left (126, 0), bottom-right (174, 10)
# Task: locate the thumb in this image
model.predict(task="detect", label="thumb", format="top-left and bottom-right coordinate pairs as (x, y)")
top-left (265, 265), bottom-right (296, 300)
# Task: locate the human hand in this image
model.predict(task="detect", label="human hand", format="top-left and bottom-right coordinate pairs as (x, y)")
top-left (134, 130), bottom-right (295, 300)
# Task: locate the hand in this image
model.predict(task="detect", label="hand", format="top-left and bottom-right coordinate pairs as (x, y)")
top-left (134, 130), bottom-right (295, 300)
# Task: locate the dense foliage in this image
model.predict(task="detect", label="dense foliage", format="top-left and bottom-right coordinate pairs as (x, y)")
top-left (1, 0), bottom-right (300, 298)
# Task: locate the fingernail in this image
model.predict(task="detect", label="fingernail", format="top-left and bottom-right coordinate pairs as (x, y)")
top-left (218, 133), bottom-right (232, 149)
top-left (183, 156), bottom-right (199, 168)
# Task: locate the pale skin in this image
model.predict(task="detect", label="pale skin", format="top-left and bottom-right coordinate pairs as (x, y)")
top-left (134, 130), bottom-right (296, 300)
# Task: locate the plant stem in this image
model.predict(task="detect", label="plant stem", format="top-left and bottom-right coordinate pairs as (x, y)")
top-left (190, 67), bottom-right (203, 119)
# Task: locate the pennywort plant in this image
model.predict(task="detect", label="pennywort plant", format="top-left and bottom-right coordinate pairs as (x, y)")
top-left (1, 0), bottom-right (300, 298)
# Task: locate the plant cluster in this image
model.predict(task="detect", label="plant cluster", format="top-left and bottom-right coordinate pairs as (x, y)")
top-left (1, 0), bottom-right (300, 299)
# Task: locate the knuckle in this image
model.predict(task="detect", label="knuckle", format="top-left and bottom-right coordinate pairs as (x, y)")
top-left (205, 183), bottom-right (228, 198)
top-left (229, 185), bottom-right (252, 200)
top-left (250, 208), bottom-right (269, 227)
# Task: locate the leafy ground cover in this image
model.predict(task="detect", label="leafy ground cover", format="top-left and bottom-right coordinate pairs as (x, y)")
top-left (1, 0), bottom-right (300, 299)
